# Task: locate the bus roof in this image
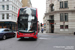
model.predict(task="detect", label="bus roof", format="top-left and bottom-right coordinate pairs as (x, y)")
top-left (19, 7), bottom-right (37, 10)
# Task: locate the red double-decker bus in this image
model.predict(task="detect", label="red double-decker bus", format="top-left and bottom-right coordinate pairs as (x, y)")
top-left (17, 7), bottom-right (38, 40)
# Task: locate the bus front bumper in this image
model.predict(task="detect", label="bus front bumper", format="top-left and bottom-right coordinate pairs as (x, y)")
top-left (17, 33), bottom-right (38, 39)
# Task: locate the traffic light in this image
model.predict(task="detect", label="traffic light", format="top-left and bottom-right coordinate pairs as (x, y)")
top-left (41, 23), bottom-right (42, 27)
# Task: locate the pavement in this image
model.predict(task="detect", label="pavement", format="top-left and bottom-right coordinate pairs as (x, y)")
top-left (39, 31), bottom-right (75, 36)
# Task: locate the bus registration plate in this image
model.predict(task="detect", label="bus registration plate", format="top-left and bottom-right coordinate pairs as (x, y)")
top-left (24, 37), bottom-right (29, 38)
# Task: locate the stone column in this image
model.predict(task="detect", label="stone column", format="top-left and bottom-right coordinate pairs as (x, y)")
top-left (46, 15), bottom-right (50, 33)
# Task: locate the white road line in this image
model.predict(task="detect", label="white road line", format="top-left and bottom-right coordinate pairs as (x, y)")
top-left (39, 38), bottom-right (51, 40)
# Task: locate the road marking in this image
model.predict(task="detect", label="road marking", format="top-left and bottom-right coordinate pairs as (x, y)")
top-left (53, 46), bottom-right (74, 49)
top-left (39, 37), bottom-right (51, 40)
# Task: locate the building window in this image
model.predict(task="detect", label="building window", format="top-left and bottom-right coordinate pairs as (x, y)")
top-left (60, 25), bottom-right (68, 29)
top-left (14, 7), bottom-right (15, 11)
top-left (60, 25), bottom-right (64, 29)
top-left (65, 25), bottom-right (68, 29)
top-left (2, 5), bottom-right (5, 10)
top-left (51, 4), bottom-right (54, 11)
top-left (60, 13), bottom-right (64, 21)
top-left (50, 15), bottom-right (54, 20)
top-left (7, 14), bottom-right (9, 19)
top-left (60, 2), bottom-right (63, 8)
top-left (60, 1), bottom-right (68, 8)
top-left (2, 14), bottom-right (4, 19)
top-left (64, 1), bottom-right (68, 8)
top-left (7, 5), bottom-right (9, 10)
top-left (60, 13), bottom-right (68, 22)
top-left (65, 13), bottom-right (68, 21)
top-left (12, 6), bottom-right (13, 10)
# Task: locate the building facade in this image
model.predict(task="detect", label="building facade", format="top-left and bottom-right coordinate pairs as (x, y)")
top-left (0, 0), bottom-right (22, 31)
top-left (21, 0), bottom-right (32, 7)
top-left (45, 0), bottom-right (75, 34)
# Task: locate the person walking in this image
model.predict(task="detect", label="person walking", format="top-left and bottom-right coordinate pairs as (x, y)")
top-left (41, 27), bottom-right (44, 33)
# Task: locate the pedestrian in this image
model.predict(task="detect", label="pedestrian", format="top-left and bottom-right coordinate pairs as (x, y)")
top-left (41, 27), bottom-right (44, 33)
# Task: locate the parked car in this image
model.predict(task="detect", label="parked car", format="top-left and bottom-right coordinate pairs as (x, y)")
top-left (0, 28), bottom-right (15, 40)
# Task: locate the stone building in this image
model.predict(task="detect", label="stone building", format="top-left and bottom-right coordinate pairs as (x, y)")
top-left (21, 0), bottom-right (32, 7)
top-left (45, 0), bottom-right (75, 34)
top-left (0, 0), bottom-right (22, 31)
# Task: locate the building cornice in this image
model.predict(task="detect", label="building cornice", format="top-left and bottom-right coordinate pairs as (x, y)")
top-left (45, 10), bottom-right (75, 15)
top-left (0, 10), bottom-right (17, 14)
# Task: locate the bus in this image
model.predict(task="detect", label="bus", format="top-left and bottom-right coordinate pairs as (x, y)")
top-left (17, 7), bottom-right (38, 40)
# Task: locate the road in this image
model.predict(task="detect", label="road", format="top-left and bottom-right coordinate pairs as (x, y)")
top-left (0, 33), bottom-right (75, 50)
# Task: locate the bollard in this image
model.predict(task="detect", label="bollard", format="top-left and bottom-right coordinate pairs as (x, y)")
top-left (74, 32), bottom-right (75, 35)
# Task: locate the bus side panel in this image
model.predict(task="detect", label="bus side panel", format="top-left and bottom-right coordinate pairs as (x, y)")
top-left (35, 9), bottom-right (38, 39)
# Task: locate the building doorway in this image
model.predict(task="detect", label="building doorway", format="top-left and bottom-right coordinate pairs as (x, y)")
top-left (48, 15), bottom-right (54, 33)
top-left (51, 24), bottom-right (54, 33)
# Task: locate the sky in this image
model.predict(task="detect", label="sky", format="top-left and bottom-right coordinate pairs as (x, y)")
top-left (31, 0), bottom-right (46, 23)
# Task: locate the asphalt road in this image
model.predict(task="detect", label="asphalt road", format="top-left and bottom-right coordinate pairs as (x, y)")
top-left (0, 33), bottom-right (75, 50)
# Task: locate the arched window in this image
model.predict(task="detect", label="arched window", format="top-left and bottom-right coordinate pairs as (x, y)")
top-left (49, 4), bottom-right (54, 11)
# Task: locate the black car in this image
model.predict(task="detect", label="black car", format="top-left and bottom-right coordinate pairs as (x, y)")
top-left (0, 28), bottom-right (15, 40)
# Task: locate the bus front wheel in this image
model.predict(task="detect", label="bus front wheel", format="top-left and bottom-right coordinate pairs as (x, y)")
top-left (34, 38), bottom-right (37, 41)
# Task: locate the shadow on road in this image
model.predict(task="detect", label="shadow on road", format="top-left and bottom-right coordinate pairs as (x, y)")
top-left (0, 37), bottom-right (15, 41)
top-left (18, 38), bottom-right (37, 41)
top-left (0, 39), bottom-right (3, 41)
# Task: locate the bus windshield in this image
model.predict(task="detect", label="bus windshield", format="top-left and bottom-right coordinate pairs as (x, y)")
top-left (18, 8), bottom-right (37, 33)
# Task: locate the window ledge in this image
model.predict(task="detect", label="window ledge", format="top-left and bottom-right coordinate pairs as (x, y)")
top-left (59, 7), bottom-right (69, 9)
top-left (60, 21), bottom-right (68, 22)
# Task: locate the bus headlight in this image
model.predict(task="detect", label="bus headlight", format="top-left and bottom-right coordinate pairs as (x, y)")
top-left (34, 31), bottom-right (36, 35)
top-left (18, 32), bottom-right (19, 35)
